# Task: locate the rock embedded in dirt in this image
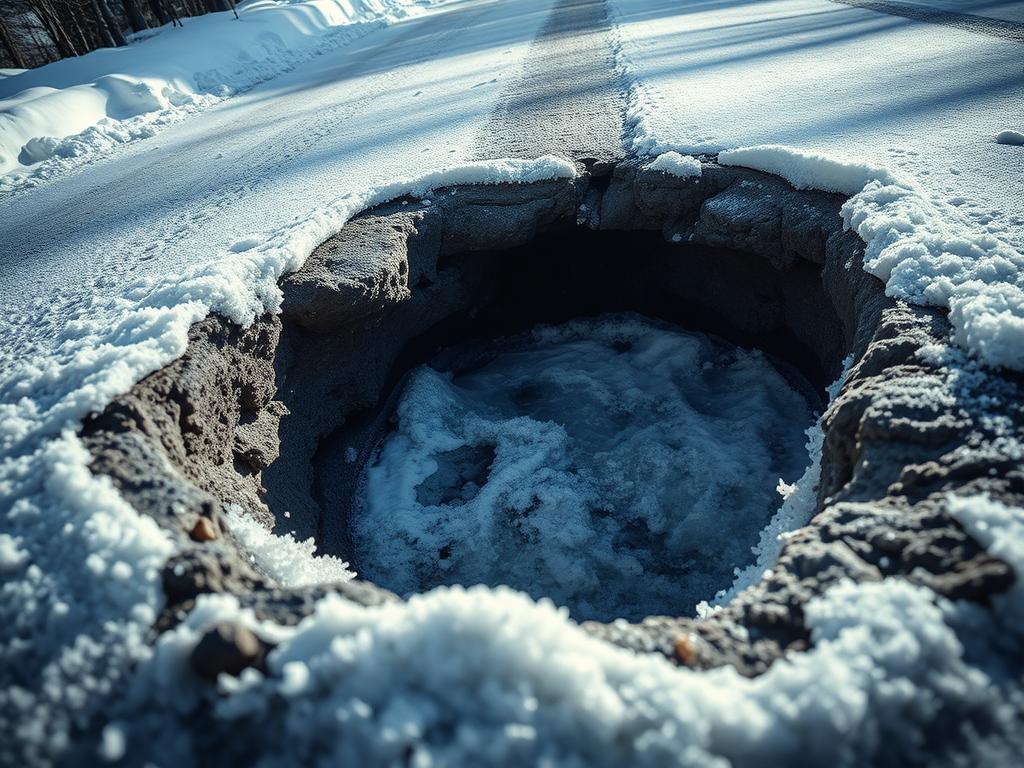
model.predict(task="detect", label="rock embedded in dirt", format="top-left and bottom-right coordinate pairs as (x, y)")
top-left (190, 623), bottom-right (269, 681)
top-left (190, 517), bottom-right (218, 542)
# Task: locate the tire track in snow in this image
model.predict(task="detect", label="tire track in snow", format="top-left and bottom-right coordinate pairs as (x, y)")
top-left (831, 0), bottom-right (1024, 41)
top-left (475, 0), bottom-right (627, 163)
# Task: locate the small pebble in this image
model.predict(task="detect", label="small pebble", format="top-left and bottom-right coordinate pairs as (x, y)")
top-left (190, 517), bottom-right (217, 542)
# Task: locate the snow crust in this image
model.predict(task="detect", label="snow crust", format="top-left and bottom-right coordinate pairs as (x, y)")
top-left (0, 0), bottom-right (421, 192)
top-left (355, 316), bottom-right (813, 621)
top-left (645, 151), bottom-right (701, 178)
top-left (0, 156), bottom-right (576, 763)
top-left (718, 145), bottom-right (893, 196)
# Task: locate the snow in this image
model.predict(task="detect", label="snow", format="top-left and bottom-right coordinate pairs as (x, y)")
top-left (224, 504), bottom-right (355, 587)
top-left (609, 0), bottom-right (1024, 370)
top-left (104, 576), bottom-right (1021, 765)
top-left (995, 129), bottom-right (1024, 145)
top-left (699, 355), bottom-right (853, 614)
top-left (355, 315), bottom-right (814, 621)
top-left (1, 0), bottom-right (1023, 762)
top-left (0, 153), bottom-right (575, 764)
top-left (1, 7), bottom-right (568, 753)
top-left (718, 145), bottom-right (894, 196)
top-left (714, 144), bottom-right (1024, 371)
top-left (0, 0), bottom-right (422, 190)
top-left (645, 150), bottom-right (702, 178)
top-left (949, 494), bottom-right (1024, 636)
top-left (0, 0), bottom-right (556, 389)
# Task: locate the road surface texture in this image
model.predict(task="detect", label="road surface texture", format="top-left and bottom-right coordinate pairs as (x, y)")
top-left (609, 0), bottom-right (1024, 251)
top-left (476, 0), bottom-right (626, 162)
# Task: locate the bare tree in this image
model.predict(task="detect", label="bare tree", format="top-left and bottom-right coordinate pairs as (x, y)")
top-left (120, 0), bottom-right (146, 32)
top-left (1, 0), bottom-right (242, 69)
top-left (92, 0), bottom-right (126, 46)
top-left (0, 12), bottom-right (27, 67)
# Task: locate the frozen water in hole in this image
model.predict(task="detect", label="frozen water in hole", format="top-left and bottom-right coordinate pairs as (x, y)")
top-left (354, 314), bottom-right (816, 622)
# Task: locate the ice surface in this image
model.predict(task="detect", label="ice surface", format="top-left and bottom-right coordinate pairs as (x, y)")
top-left (355, 315), bottom-right (814, 621)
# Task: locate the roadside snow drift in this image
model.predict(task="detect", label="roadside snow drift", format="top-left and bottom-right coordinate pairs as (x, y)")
top-left (0, 0), bottom-right (420, 190)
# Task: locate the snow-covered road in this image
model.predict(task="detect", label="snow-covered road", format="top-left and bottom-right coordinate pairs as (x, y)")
top-left (0, 0), bottom-right (566, 367)
top-left (478, 0), bottom-right (625, 162)
top-left (610, 0), bottom-right (1024, 253)
top-left (3, 0), bottom-right (1022, 375)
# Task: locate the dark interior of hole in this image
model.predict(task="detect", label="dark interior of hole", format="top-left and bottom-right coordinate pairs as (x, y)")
top-left (265, 225), bottom-right (847, 620)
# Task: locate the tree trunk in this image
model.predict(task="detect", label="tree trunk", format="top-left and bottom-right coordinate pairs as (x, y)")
top-left (34, 1), bottom-right (79, 57)
top-left (90, 0), bottom-right (118, 47)
top-left (163, 0), bottom-right (182, 27)
top-left (0, 15), bottom-right (28, 68)
top-left (68, 1), bottom-right (95, 52)
top-left (147, 0), bottom-right (167, 25)
top-left (121, 0), bottom-right (148, 32)
top-left (95, 0), bottom-right (127, 45)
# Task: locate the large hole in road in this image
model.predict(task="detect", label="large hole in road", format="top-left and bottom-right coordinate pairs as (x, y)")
top-left (270, 219), bottom-right (846, 623)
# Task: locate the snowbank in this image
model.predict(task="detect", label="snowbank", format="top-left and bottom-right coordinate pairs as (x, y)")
top-left (674, 142), bottom-right (1024, 372)
top-left (718, 145), bottom-right (894, 196)
top-left (0, 156), bottom-right (577, 764)
top-left (0, 0), bottom-right (420, 190)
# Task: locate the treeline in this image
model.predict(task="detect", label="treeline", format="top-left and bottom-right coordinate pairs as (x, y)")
top-left (0, 0), bottom-right (238, 70)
